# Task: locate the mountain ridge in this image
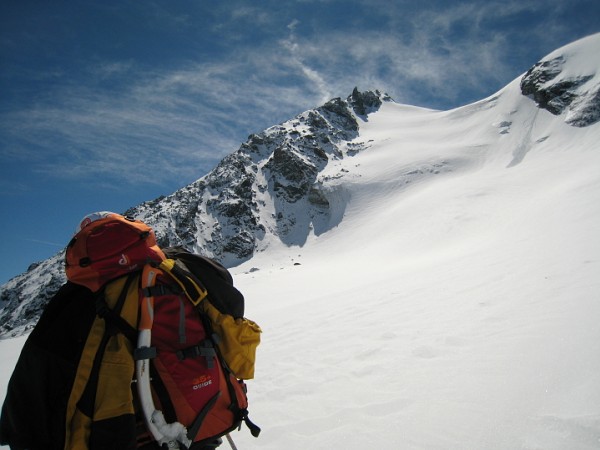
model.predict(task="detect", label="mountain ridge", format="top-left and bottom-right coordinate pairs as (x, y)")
top-left (1, 33), bottom-right (599, 337)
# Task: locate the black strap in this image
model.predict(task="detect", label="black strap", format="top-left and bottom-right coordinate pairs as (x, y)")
top-left (142, 283), bottom-right (182, 298)
top-left (186, 392), bottom-right (221, 442)
top-left (77, 274), bottom-right (136, 418)
top-left (176, 340), bottom-right (216, 369)
top-left (243, 411), bottom-right (262, 437)
top-left (96, 297), bottom-right (138, 344)
top-left (149, 363), bottom-right (178, 425)
top-left (133, 346), bottom-right (157, 360)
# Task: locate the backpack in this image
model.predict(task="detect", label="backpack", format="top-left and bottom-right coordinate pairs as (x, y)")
top-left (134, 250), bottom-right (261, 448)
top-left (64, 211), bottom-right (166, 292)
top-left (0, 213), bottom-right (261, 450)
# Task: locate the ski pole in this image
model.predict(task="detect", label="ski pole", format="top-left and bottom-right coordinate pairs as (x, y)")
top-left (225, 433), bottom-right (239, 450)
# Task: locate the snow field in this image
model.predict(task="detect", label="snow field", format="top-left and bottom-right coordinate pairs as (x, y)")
top-left (2, 35), bottom-right (600, 450)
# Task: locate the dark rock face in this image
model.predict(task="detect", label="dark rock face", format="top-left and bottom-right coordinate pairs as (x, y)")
top-left (569, 89), bottom-right (600, 127)
top-left (348, 87), bottom-right (388, 117)
top-left (520, 56), bottom-right (600, 127)
top-left (0, 89), bottom-right (389, 336)
top-left (267, 145), bottom-right (321, 202)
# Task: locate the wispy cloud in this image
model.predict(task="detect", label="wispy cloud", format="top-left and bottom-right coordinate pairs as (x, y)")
top-left (281, 19), bottom-right (333, 104)
top-left (261, 0), bottom-right (591, 108)
top-left (1, 0), bottom-right (594, 193)
top-left (21, 238), bottom-right (63, 248)
top-left (0, 53), bottom-right (324, 188)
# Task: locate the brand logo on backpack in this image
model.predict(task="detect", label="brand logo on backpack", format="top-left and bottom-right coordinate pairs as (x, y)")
top-left (118, 253), bottom-right (130, 266)
top-left (191, 374), bottom-right (213, 390)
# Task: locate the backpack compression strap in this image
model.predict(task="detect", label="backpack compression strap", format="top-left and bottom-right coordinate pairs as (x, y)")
top-left (136, 263), bottom-right (192, 450)
top-left (158, 259), bottom-right (208, 306)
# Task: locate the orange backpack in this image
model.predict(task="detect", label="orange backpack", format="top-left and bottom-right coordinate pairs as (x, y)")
top-left (65, 213), bottom-right (261, 448)
top-left (1, 212), bottom-right (260, 450)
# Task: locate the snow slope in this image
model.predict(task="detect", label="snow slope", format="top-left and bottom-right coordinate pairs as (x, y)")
top-left (1, 35), bottom-right (599, 449)
top-left (225, 81), bottom-right (600, 449)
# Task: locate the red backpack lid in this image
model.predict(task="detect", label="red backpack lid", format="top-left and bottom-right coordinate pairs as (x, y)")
top-left (65, 212), bottom-right (165, 292)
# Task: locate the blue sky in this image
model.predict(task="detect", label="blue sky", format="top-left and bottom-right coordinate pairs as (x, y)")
top-left (1, 0), bottom-right (599, 284)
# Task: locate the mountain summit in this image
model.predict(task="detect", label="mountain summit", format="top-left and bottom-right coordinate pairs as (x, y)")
top-left (0, 88), bottom-right (391, 335)
top-left (1, 34), bottom-right (599, 337)
top-left (126, 88), bottom-right (391, 266)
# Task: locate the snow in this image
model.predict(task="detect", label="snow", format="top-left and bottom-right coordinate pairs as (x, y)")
top-left (542, 34), bottom-right (600, 84)
top-left (2, 36), bottom-right (600, 450)
top-left (224, 90), bottom-right (600, 449)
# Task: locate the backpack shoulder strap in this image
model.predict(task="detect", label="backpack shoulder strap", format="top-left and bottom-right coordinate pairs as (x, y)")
top-left (95, 288), bottom-right (138, 344)
top-left (77, 273), bottom-right (137, 418)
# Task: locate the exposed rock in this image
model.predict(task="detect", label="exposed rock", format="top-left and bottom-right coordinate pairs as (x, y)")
top-left (0, 89), bottom-right (388, 336)
top-left (520, 55), bottom-right (600, 127)
top-left (567, 88), bottom-right (600, 127)
top-left (348, 87), bottom-right (388, 117)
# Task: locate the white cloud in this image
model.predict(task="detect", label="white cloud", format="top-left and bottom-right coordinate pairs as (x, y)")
top-left (280, 22), bottom-right (333, 103)
top-left (0, 52), bottom-right (325, 188)
top-left (260, 1), bottom-right (569, 107)
top-left (1, 0), bottom-right (591, 192)
top-left (287, 19), bottom-right (300, 32)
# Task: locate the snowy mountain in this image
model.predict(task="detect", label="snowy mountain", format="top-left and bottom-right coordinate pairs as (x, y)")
top-left (124, 88), bottom-right (388, 263)
top-left (0, 88), bottom-right (389, 336)
top-left (1, 31), bottom-right (600, 449)
top-left (1, 34), bottom-right (599, 338)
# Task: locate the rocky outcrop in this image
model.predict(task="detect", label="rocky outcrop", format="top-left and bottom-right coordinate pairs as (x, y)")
top-left (348, 87), bottom-right (390, 117)
top-left (520, 55), bottom-right (600, 127)
top-left (0, 253), bottom-right (65, 336)
top-left (0, 89), bottom-right (389, 336)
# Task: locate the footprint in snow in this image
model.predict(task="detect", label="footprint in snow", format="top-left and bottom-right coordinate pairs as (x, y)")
top-left (412, 346), bottom-right (439, 359)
